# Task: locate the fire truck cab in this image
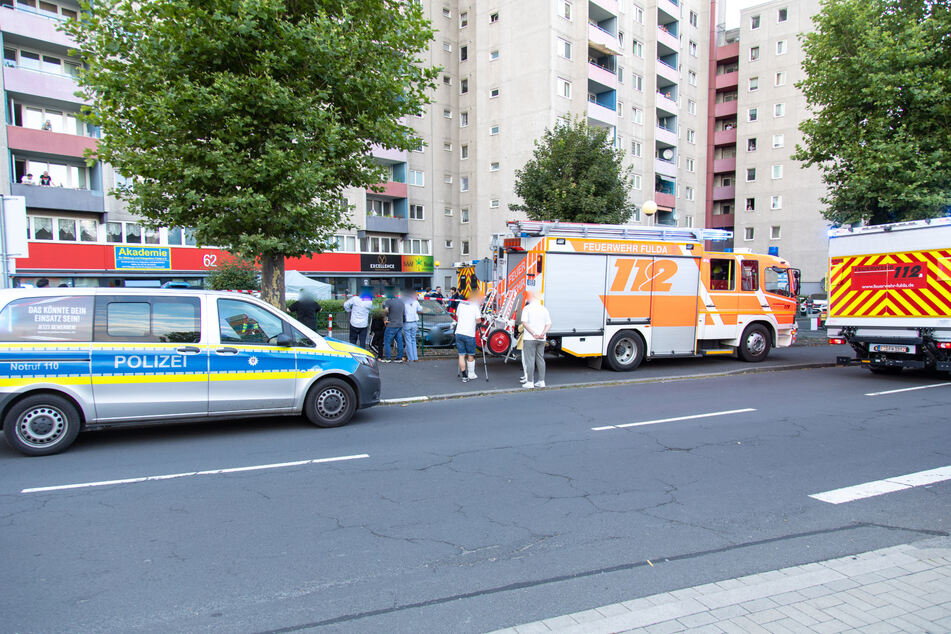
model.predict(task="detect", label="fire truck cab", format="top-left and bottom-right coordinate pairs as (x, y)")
top-left (481, 221), bottom-right (800, 371)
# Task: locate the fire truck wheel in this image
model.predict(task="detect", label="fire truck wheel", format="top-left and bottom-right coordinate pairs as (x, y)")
top-left (486, 329), bottom-right (513, 356)
top-left (606, 330), bottom-right (645, 372)
top-left (739, 324), bottom-right (771, 362)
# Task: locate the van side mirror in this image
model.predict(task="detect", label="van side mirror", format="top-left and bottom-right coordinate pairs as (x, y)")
top-left (274, 333), bottom-right (294, 347)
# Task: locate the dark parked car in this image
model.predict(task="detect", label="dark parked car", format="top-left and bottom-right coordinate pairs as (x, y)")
top-left (417, 299), bottom-right (456, 347)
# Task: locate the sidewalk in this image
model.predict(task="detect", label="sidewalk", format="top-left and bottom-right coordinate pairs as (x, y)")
top-left (491, 537), bottom-right (951, 634)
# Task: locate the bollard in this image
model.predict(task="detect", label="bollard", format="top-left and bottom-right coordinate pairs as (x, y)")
top-left (328, 313), bottom-right (333, 338)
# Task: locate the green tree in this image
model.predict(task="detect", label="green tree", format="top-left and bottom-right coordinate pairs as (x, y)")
top-left (510, 119), bottom-right (635, 224)
top-left (65, 0), bottom-right (437, 308)
top-left (795, 0), bottom-right (951, 225)
top-left (205, 257), bottom-right (259, 291)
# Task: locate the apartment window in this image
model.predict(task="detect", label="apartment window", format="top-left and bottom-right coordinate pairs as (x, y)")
top-left (772, 134), bottom-right (785, 148)
top-left (771, 226), bottom-right (782, 239)
top-left (632, 40), bottom-right (643, 57)
top-left (460, 111), bottom-right (469, 127)
top-left (406, 204), bottom-right (425, 220)
top-left (368, 199), bottom-right (394, 217)
top-left (745, 227), bottom-right (755, 241)
top-left (490, 11), bottom-right (499, 23)
top-left (460, 45), bottom-right (468, 62)
top-left (618, 101), bottom-right (624, 117)
top-left (750, 46), bottom-right (760, 61)
top-left (749, 76), bottom-right (759, 91)
top-left (618, 67), bottom-right (624, 83)
top-left (748, 138), bottom-right (757, 151)
top-left (490, 124), bottom-right (500, 135)
top-left (490, 49), bottom-right (499, 60)
top-left (461, 208), bottom-right (470, 223)
top-left (558, 1), bottom-right (572, 20)
top-left (443, 174), bottom-right (453, 184)
top-left (686, 129), bottom-right (696, 144)
top-left (687, 99), bottom-right (697, 115)
top-left (461, 144), bottom-right (469, 159)
top-left (632, 5), bottom-right (644, 23)
top-left (442, 75), bottom-right (451, 85)
top-left (746, 167), bottom-right (757, 181)
top-left (105, 222), bottom-right (121, 243)
top-left (490, 162), bottom-right (500, 171)
top-left (631, 140), bottom-right (642, 157)
top-left (490, 87), bottom-right (500, 98)
top-left (688, 40), bottom-right (698, 57)
top-left (490, 199), bottom-right (500, 208)
top-left (409, 170), bottom-right (424, 186)
top-left (632, 74), bottom-right (643, 91)
top-left (459, 11), bottom-right (468, 27)
top-left (689, 11), bottom-right (698, 27)
top-left (462, 241), bottom-right (470, 255)
top-left (443, 142), bottom-right (452, 152)
top-left (442, 108), bottom-right (452, 119)
top-left (444, 207), bottom-right (453, 216)
top-left (772, 164), bottom-right (783, 179)
top-left (751, 14), bottom-right (761, 29)
top-left (771, 195), bottom-right (783, 210)
top-left (778, 8), bottom-right (788, 22)
top-left (775, 71), bottom-right (786, 86)
top-left (746, 197), bottom-right (756, 211)
top-left (774, 103), bottom-right (785, 117)
top-left (632, 174), bottom-right (642, 190)
top-left (460, 78), bottom-right (469, 94)
top-left (685, 186), bottom-right (695, 201)
top-left (748, 107), bottom-right (758, 122)
top-left (442, 7), bottom-right (450, 18)
top-left (688, 71), bottom-right (697, 86)
top-left (618, 31), bottom-right (624, 46)
top-left (632, 108), bottom-right (643, 125)
top-left (685, 158), bottom-right (696, 172)
top-left (558, 38), bottom-right (572, 59)
top-left (402, 239), bottom-right (431, 255)
top-left (776, 40), bottom-right (787, 55)
top-left (444, 240), bottom-right (453, 248)
top-left (442, 41), bottom-right (452, 52)
top-left (460, 176), bottom-right (469, 192)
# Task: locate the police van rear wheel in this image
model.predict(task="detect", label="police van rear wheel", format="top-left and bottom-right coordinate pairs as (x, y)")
top-left (606, 330), bottom-right (645, 372)
top-left (4, 394), bottom-right (81, 456)
top-left (305, 379), bottom-right (357, 428)
top-left (739, 324), bottom-right (771, 362)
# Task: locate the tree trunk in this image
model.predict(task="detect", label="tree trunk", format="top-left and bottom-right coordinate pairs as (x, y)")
top-left (260, 254), bottom-right (286, 310)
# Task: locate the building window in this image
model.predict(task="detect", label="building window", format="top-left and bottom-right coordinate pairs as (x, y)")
top-left (776, 40), bottom-right (787, 55)
top-left (745, 227), bottom-right (755, 241)
top-left (772, 164), bottom-right (783, 179)
top-left (748, 138), bottom-right (757, 151)
top-left (460, 78), bottom-right (469, 94)
top-left (689, 11), bottom-right (698, 27)
top-left (771, 226), bottom-right (781, 239)
top-left (490, 199), bottom-right (500, 208)
top-left (632, 74), bottom-right (643, 91)
top-left (442, 41), bottom-right (452, 52)
top-left (687, 99), bottom-right (696, 115)
top-left (462, 241), bottom-right (470, 255)
top-left (618, 101), bottom-right (624, 117)
top-left (442, 7), bottom-right (451, 18)
top-left (749, 76), bottom-right (759, 91)
top-left (750, 46), bottom-right (760, 61)
top-left (402, 239), bottom-right (431, 255)
top-left (444, 240), bottom-right (453, 248)
top-left (443, 174), bottom-right (453, 184)
top-left (746, 167), bottom-right (756, 181)
top-left (632, 40), bottom-right (643, 57)
top-left (686, 129), bottom-right (696, 143)
top-left (460, 111), bottom-right (469, 127)
top-left (461, 144), bottom-right (469, 159)
top-left (409, 204), bottom-right (424, 220)
top-left (490, 87), bottom-right (500, 98)
top-left (751, 14), bottom-right (761, 29)
top-left (443, 75), bottom-right (451, 85)
top-left (461, 208), bottom-right (470, 223)
top-left (444, 207), bottom-right (453, 216)
top-left (558, 38), bottom-right (571, 59)
top-left (490, 124), bottom-right (500, 135)
top-left (631, 140), bottom-right (642, 157)
top-left (558, 1), bottom-right (572, 20)
top-left (443, 108), bottom-right (452, 119)
top-left (490, 11), bottom-right (499, 23)
top-left (490, 161), bottom-right (500, 171)
top-left (774, 103), bottom-right (785, 117)
top-left (368, 198), bottom-right (394, 217)
top-left (490, 49), bottom-right (499, 60)
top-left (409, 170), bottom-right (424, 186)
top-left (688, 70), bottom-right (697, 86)
top-left (632, 108), bottom-right (643, 124)
top-left (459, 11), bottom-right (468, 27)
top-left (443, 142), bottom-right (452, 152)
top-left (688, 40), bottom-right (698, 56)
top-left (775, 71), bottom-right (786, 86)
top-left (618, 31), bottom-right (624, 46)
top-left (746, 197), bottom-right (756, 211)
top-left (618, 67), bottom-right (624, 83)
top-left (771, 195), bottom-right (783, 210)
top-left (778, 7), bottom-right (788, 22)
top-left (460, 176), bottom-right (469, 192)
top-left (748, 108), bottom-right (758, 122)
top-left (685, 158), bottom-right (696, 172)
top-left (632, 5), bottom-right (644, 23)
top-left (685, 186), bottom-right (695, 201)
top-left (772, 134), bottom-right (785, 148)
top-left (460, 45), bottom-right (468, 61)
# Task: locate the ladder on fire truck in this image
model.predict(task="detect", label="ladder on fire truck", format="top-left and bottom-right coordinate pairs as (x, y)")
top-left (505, 220), bottom-right (732, 243)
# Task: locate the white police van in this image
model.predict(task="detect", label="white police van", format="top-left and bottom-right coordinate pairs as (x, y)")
top-left (0, 289), bottom-right (381, 456)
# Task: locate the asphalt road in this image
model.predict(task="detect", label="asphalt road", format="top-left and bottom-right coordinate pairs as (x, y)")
top-left (1, 364), bottom-right (948, 633)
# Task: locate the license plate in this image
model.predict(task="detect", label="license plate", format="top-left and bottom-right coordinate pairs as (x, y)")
top-left (870, 344), bottom-right (914, 354)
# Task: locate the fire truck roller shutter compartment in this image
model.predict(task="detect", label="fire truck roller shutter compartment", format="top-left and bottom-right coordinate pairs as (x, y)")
top-left (646, 255), bottom-right (701, 355)
top-left (544, 253), bottom-right (608, 334)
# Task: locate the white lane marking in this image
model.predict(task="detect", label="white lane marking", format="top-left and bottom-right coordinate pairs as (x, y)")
top-left (865, 383), bottom-right (951, 397)
top-left (381, 396), bottom-right (430, 404)
top-left (21, 454), bottom-right (370, 494)
top-left (592, 408), bottom-right (757, 431)
top-left (809, 465), bottom-right (951, 504)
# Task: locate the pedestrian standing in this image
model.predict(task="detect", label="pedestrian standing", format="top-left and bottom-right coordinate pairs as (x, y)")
top-left (402, 289), bottom-right (422, 362)
top-left (290, 289), bottom-right (321, 332)
top-left (520, 290), bottom-right (552, 388)
top-left (382, 288), bottom-right (405, 363)
top-left (516, 323), bottom-right (530, 384)
top-left (455, 291), bottom-right (483, 382)
top-left (344, 288), bottom-right (374, 349)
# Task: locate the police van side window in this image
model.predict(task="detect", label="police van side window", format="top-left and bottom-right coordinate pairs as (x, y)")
top-left (95, 297), bottom-right (201, 343)
top-left (217, 299), bottom-right (286, 345)
top-left (292, 326), bottom-right (315, 347)
top-left (0, 296), bottom-right (94, 342)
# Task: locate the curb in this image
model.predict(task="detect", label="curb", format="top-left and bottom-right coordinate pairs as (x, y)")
top-left (379, 361), bottom-right (837, 405)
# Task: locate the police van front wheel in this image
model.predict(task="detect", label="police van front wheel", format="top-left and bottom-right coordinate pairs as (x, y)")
top-left (304, 379), bottom-right (357, 428)
top-left (606, 330), bottom-right (645, 372)
top-left (4, 394), bottom-right (81, 456)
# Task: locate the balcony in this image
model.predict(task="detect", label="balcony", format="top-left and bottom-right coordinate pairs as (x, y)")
top-left (658, 0), bottom-right (680, 20)
top-left (709, 213), bottom-right (735, 229)
top-left (365, 215), bottom-right (409, 234)
top-left (712, 185), bottom-right (736, 201)
top-left (588, 22), bottom-right (621, 55)
top-left (12, 183), bottom-right (104, 213)
top-left (370, 145), bottom-right (408, 165)
top-left (588, 0), bottom-right (619, 16)
top-left (714, 101), bottom-right (738, 118)
top-left (713, 157), bottom-right (737, 173)
top-left (653, 191), bottom-right (676, 210)
top-left (716, 42), bottom-right (740, 62)
top-left (656, 92), bottom-right (678, 115)
top-left (365, 181), bottom-right (408, 199)
top-left (714, 128), bottom-right (737, 146)
top-left (656, 58), bottom-right (679, 84)
top-left (588, 62), bottom-right (618, 90)
top-left (6, 126), bottom-right (97, 159)
top-left (3, 66), bottom-right (83, 103)
top-left (657, 25), bottom-right (679, 52)
top-left (715, 71), bottom-right (739, 90)
top-left (0, 5), bottom-right (74, 48)
top-left (587, 100), bottom-right (618, 127)
top-left (655, 125), bottom-right (677, 146)
top-left (654, 158), bottom-right (678, 178)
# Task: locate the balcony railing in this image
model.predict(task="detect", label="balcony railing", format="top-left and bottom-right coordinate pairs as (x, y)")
top-left (12, 182), bottom-right (104, 213)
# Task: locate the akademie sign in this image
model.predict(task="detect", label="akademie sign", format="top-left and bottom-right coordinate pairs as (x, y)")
top-left (114, 246), bottom-right (171, 270)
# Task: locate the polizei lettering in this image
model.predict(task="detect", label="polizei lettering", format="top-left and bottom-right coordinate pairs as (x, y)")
top-left (114, 355), bottom-right (186, 370)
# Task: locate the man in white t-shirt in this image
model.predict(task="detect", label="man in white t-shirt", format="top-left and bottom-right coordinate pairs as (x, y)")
top-left (520, 290), bottom-right (552, 388)
top-left (454, 291), bottom-right (483, 382)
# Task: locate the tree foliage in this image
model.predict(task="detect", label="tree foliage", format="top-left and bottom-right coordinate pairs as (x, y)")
top-left (205, 257), bottom-right (259, 291)
top-left (511, 119), bottom-right (635, 224)
top-left (65, 0), bottom-right (437, 307)
top-left (795, 0), bottom-right (951, 225)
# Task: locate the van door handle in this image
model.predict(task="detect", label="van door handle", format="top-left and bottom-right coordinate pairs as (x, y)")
top-left (215, 347), bottom-right (239, 355)
top-left (176, 346), bottom-right (201, 354)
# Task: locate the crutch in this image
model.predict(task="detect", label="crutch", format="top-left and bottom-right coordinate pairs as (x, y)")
top-left (481, 328), bottom-right (489, 381)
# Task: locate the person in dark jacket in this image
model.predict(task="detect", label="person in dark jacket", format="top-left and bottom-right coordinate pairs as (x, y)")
top-left (290, 289), bottom-right (321, 331)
